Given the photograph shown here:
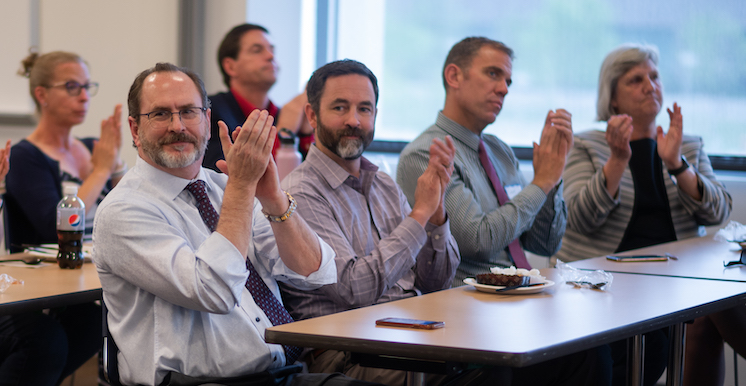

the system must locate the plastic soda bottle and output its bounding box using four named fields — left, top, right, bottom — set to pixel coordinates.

left=276, top=128, right=302, bottom=181
left=56, top=184, right=85, bottom=269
